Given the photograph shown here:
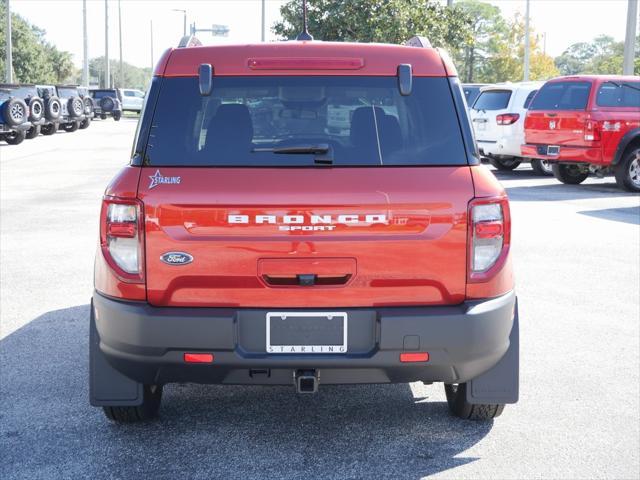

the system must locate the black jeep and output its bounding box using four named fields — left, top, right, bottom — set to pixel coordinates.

left=89, top=88, right=123, bottom=121
left=55, top=85, right=89, bottom=132
left=1, top=84, right=47, bottom=139
left=35, top=85, right=65, bottom=135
